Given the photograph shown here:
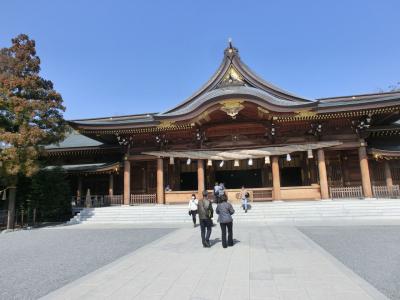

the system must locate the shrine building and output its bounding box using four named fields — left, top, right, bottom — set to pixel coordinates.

left=45, top=42, right=400, bottom=206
